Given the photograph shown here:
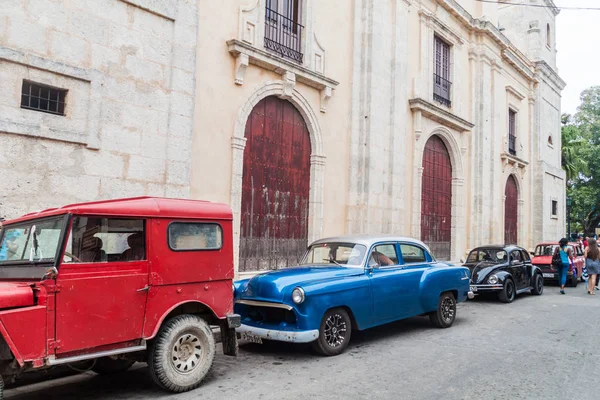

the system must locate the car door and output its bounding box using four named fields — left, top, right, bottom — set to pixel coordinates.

left=54, top=216, right=149, bottom=355
left=508, top=249, right=526, bottom=289
left=520, top=249, right=533, bottom=288
left=368, top=242, right=425, bottom=323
